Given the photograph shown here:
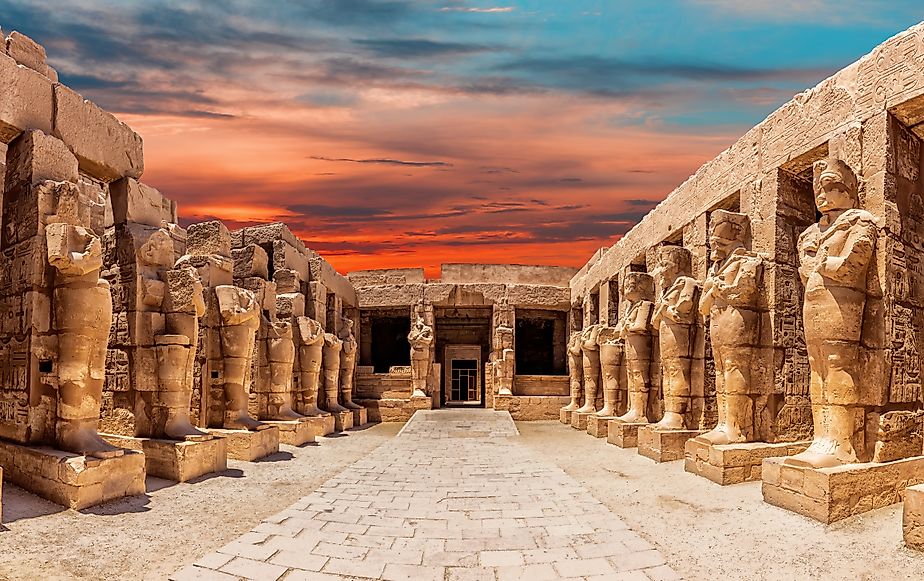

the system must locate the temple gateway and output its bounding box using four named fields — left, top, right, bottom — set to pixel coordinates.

left=1, top=19, right=924, bottom=558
